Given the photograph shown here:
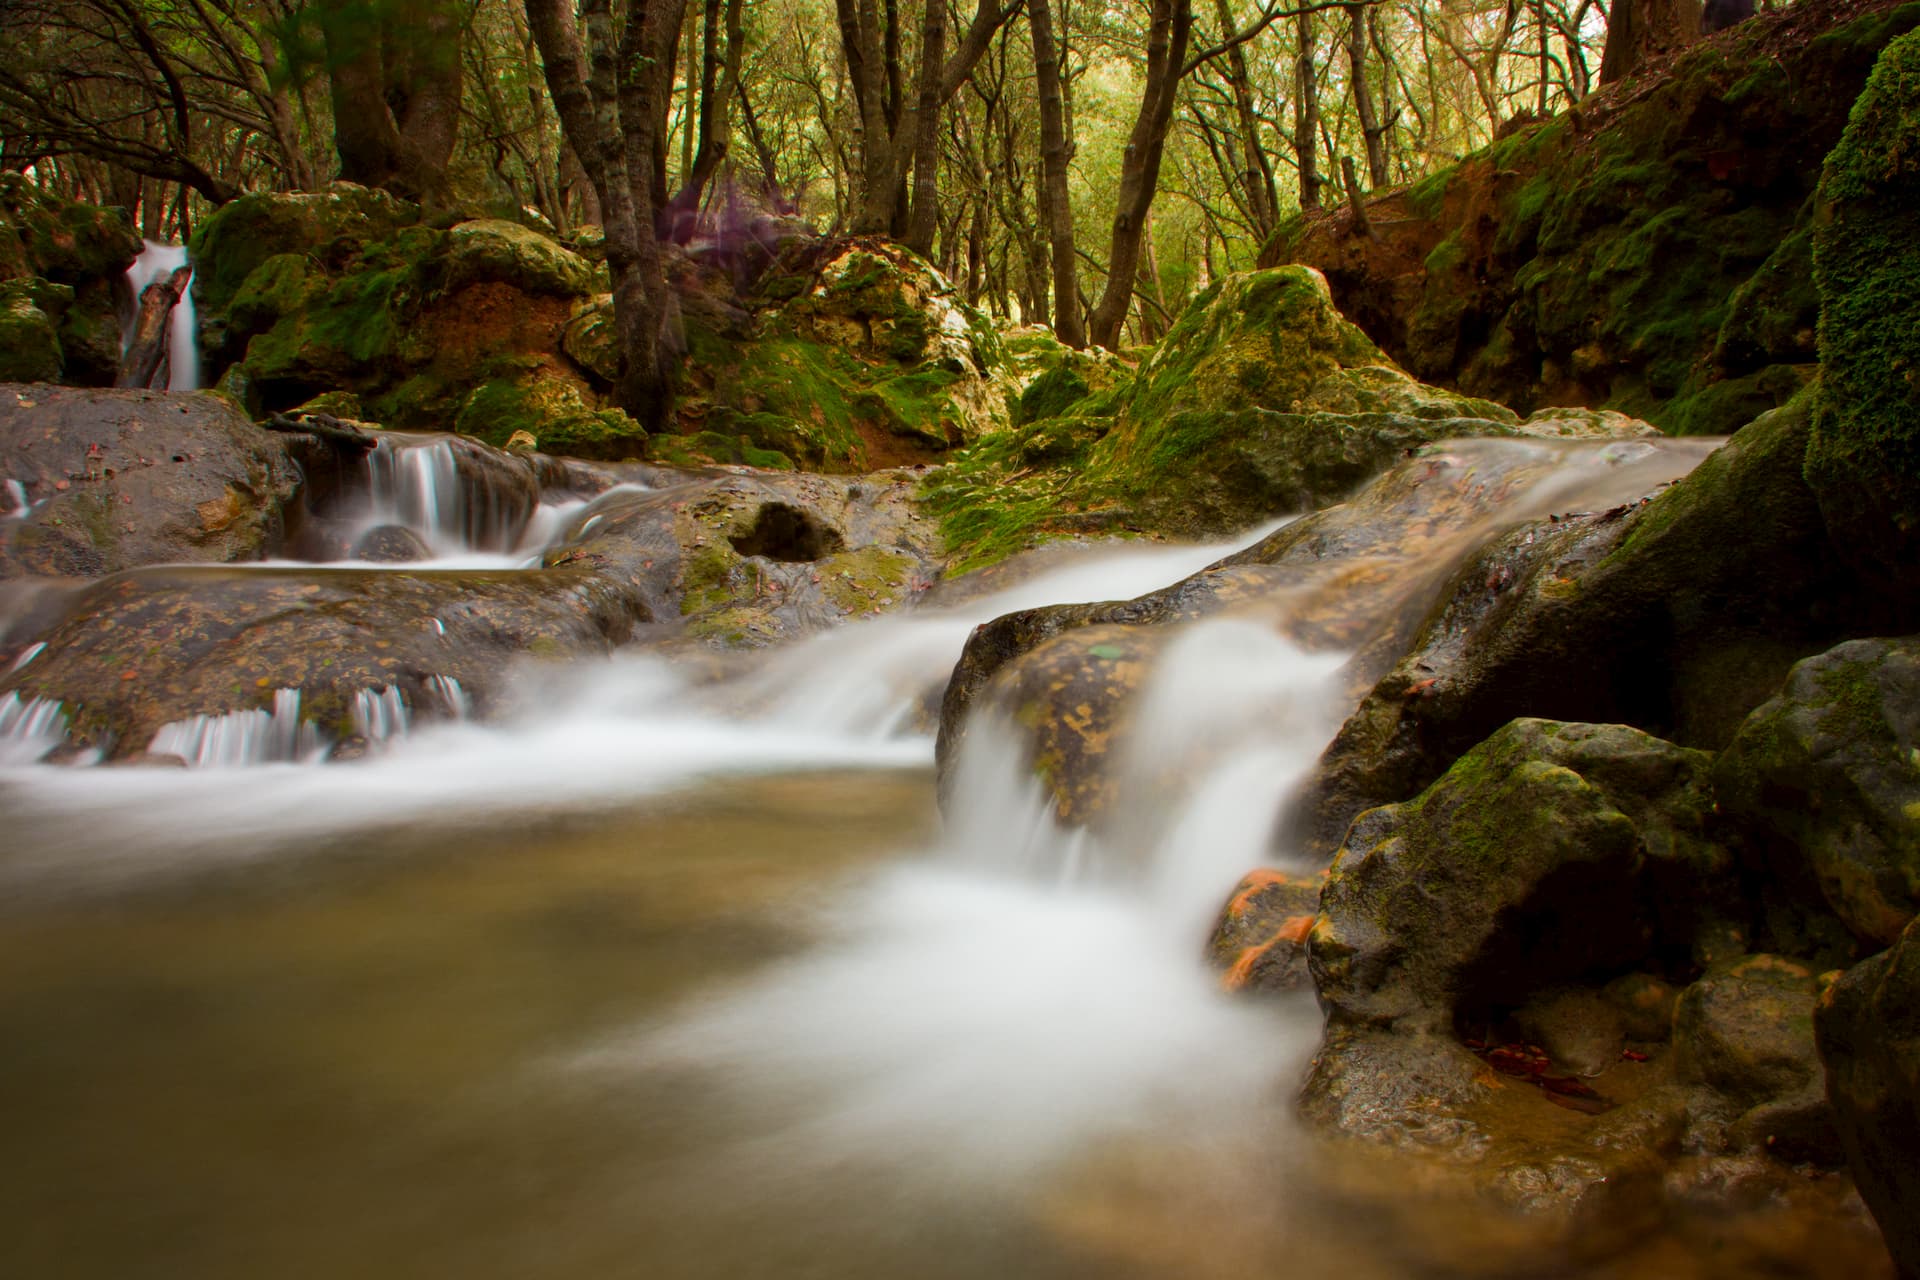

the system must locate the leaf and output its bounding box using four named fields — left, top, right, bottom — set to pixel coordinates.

left=1087, top=643, right=1125, bottom=659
